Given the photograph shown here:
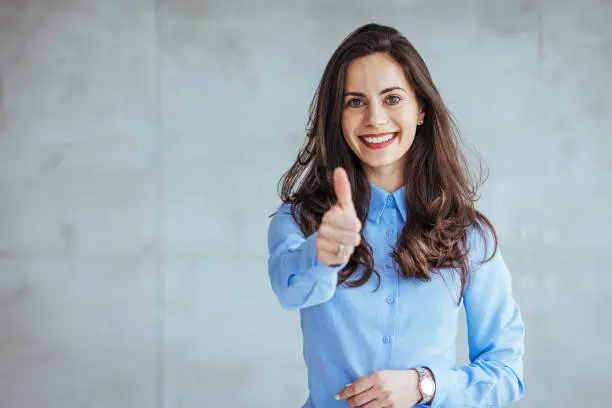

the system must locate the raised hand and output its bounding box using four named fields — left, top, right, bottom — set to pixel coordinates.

left=316, top=168, right=362, bottom=266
